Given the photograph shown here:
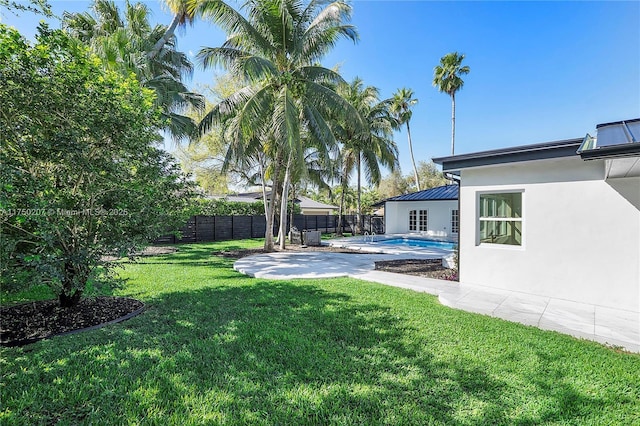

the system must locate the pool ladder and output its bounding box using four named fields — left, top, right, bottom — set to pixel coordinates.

left=363, top=231, right=376, bottom=244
